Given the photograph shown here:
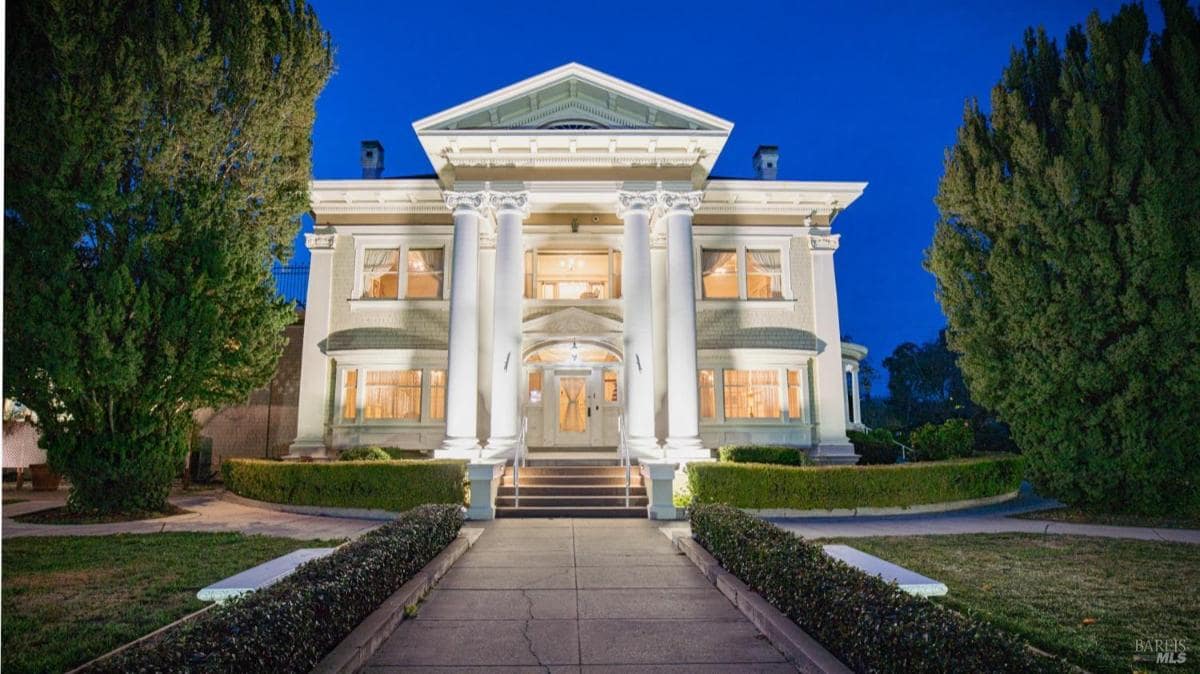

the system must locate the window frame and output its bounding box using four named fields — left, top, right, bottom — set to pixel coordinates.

left=334, top=364, right=448, bottom=426
left=694, top=240, right=793, bottom=302
left=351, top=236, right=451, bottom=303
left=523, top=246, right=623, bottom=301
